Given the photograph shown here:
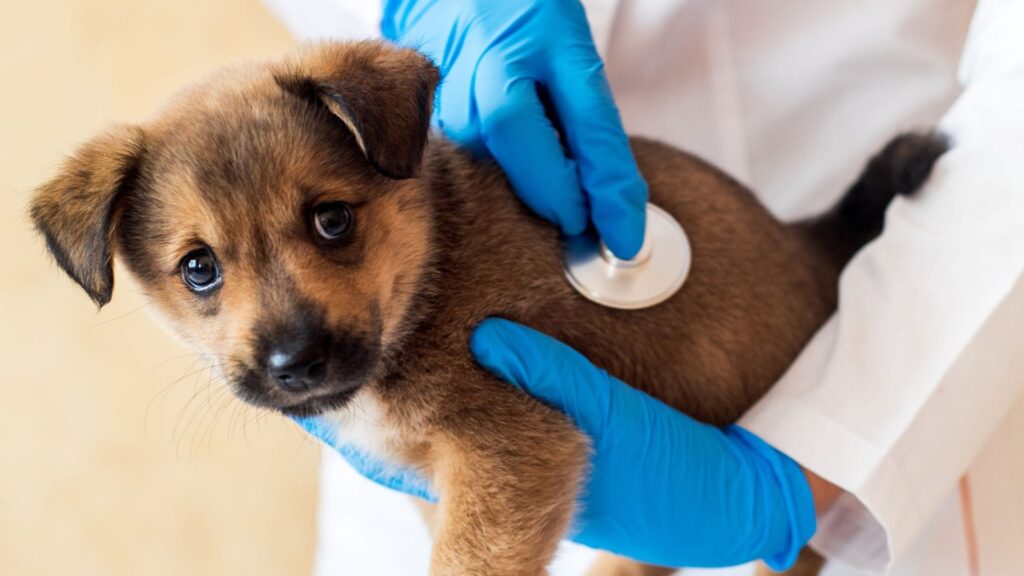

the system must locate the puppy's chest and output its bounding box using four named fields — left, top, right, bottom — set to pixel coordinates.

left=321, top=389, right=408, bottom=465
